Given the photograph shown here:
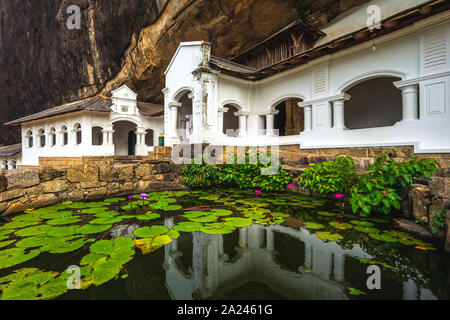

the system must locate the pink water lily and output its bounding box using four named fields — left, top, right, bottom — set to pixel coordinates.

left=334, top=194, right=345, bottom=199
left=255, top=190, right=262, bottom=197
left=128, top=195, right=133, bottom=200
left=288, top=184, right=295, bottom=189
